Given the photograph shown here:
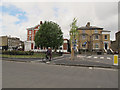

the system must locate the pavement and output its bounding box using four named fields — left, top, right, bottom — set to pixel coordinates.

left=50, top=54, right=119, bottom=69
left=2, top=54, right=119, bottom=69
